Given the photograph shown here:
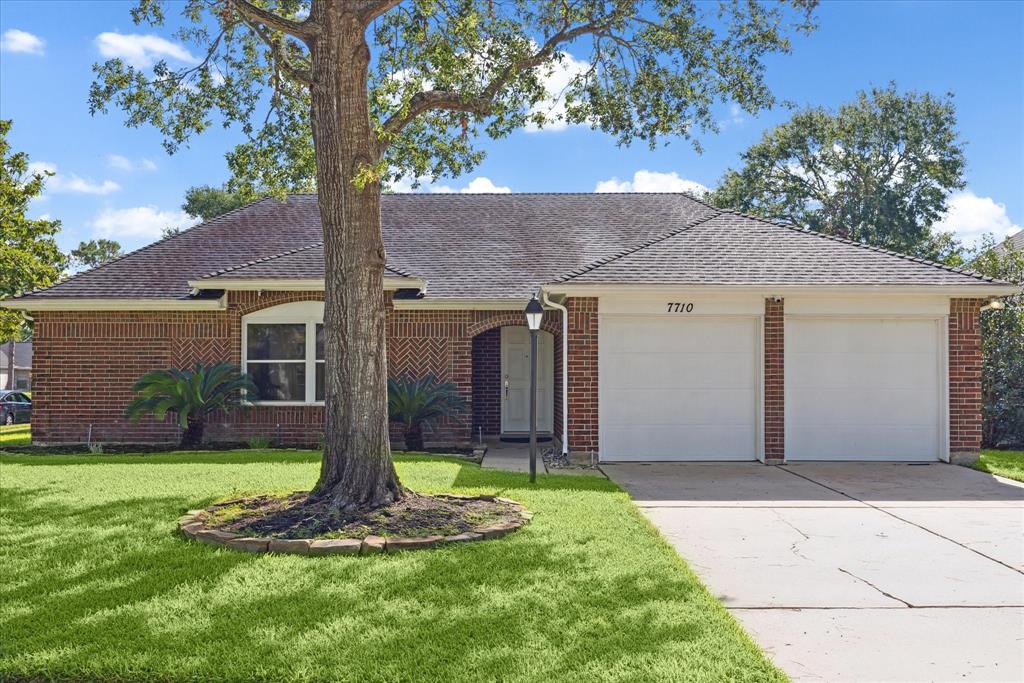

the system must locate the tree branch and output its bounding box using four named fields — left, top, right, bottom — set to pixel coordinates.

left=228, top=0, right=319, bottom=42
left=359, top=0, right=404, bottom=25
left=378, top=16, right=616, bottom=144
left=243, top=17, right=312, bottom=85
